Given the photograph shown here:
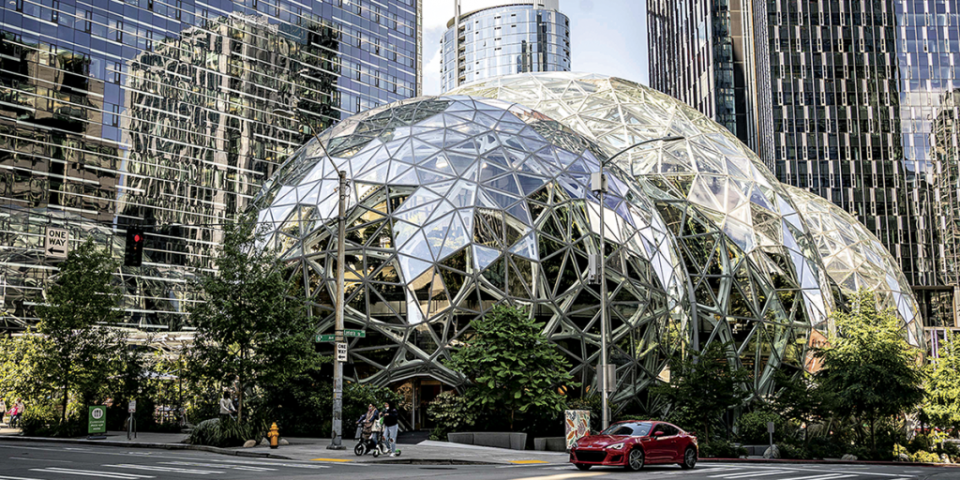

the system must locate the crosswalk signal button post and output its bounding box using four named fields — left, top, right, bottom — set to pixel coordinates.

left=125, top=228, right=145, bottom=267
